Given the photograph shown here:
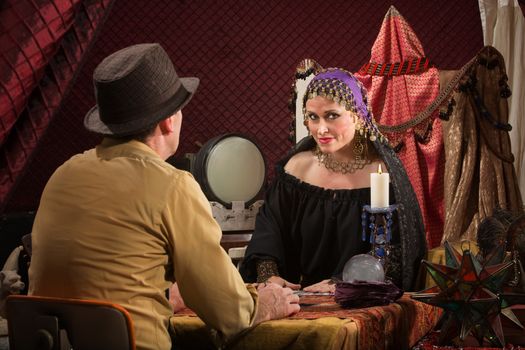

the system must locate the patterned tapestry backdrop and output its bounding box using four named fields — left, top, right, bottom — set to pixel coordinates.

left=3, top=0, right=483, bottom=213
